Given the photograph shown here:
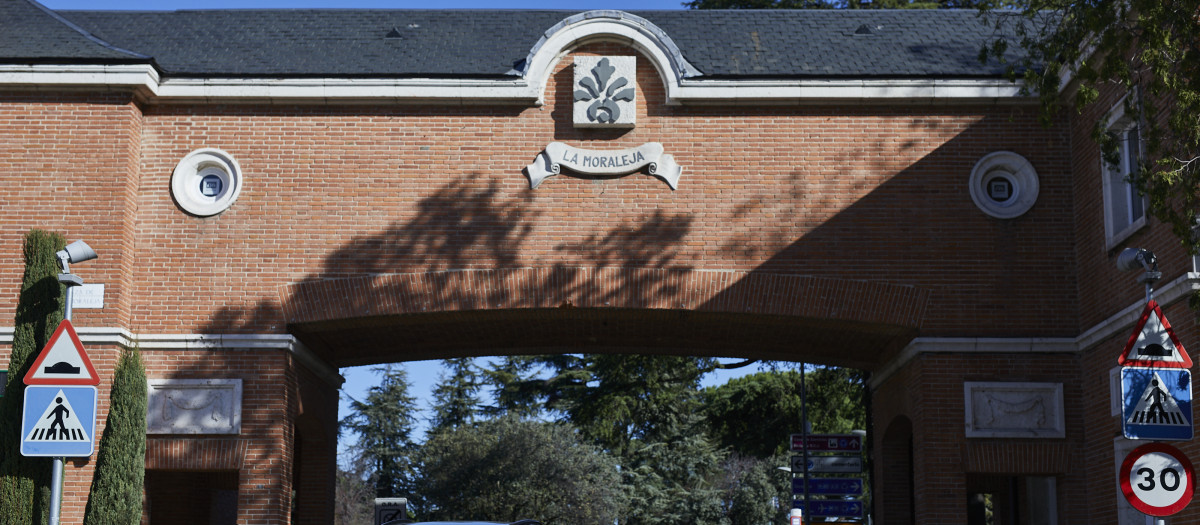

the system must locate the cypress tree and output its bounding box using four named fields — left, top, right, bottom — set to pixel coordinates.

left=84, top=347, right=147, bottom=525
left=0, top=229, right=66, bottom=525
